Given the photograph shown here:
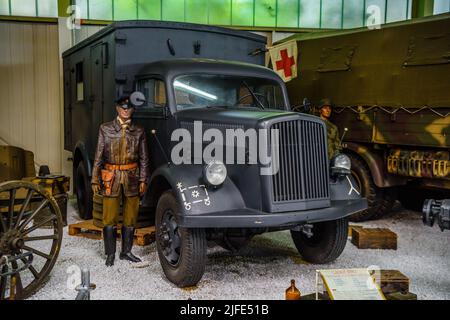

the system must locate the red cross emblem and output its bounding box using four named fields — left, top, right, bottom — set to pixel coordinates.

left=275, top=49, right=295, bottom=78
